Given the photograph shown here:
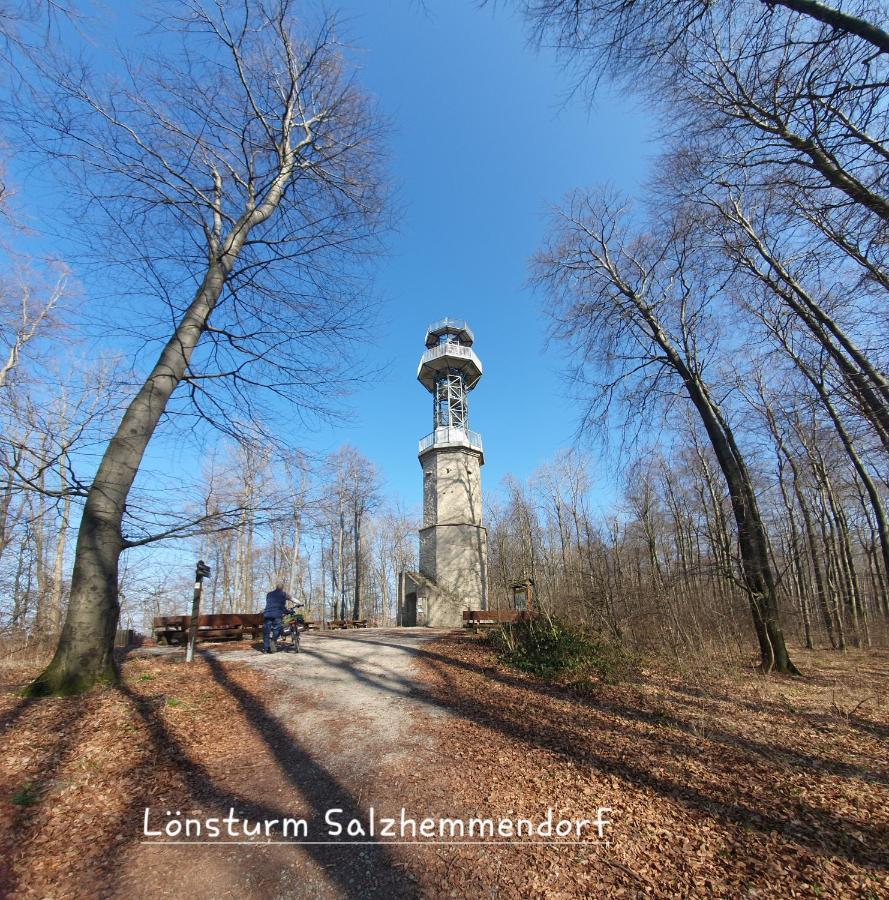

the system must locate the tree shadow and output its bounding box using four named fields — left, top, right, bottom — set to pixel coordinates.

left=301, top=632, right=889, bottom=871
left=360, top=635, right=889, bottom=785
left=664, top=681, right=889, bottom=742
left=0, top=701, right=91, bottom=895
left=3, top=649, right=419, bottom=898
left=0, top=694, right=39, bottom=732
left=416, top=652, right=889, bottom=871
left=106, top=657, right=420, bottom=900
